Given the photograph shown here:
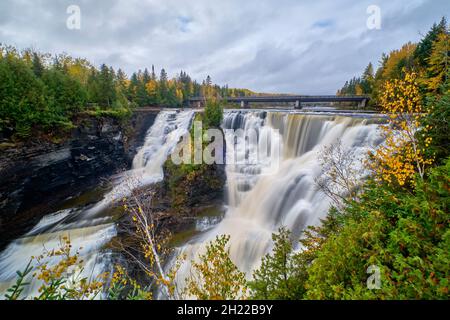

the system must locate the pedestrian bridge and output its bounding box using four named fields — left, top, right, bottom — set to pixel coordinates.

left=188, top=95, right=370, bottom=109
